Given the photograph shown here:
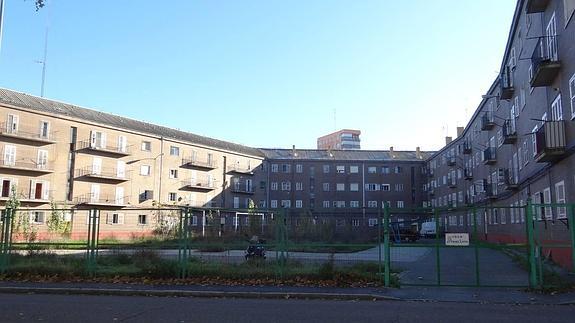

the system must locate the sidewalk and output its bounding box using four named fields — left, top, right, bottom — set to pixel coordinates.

left=0, top=281, right=574, bottom=305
